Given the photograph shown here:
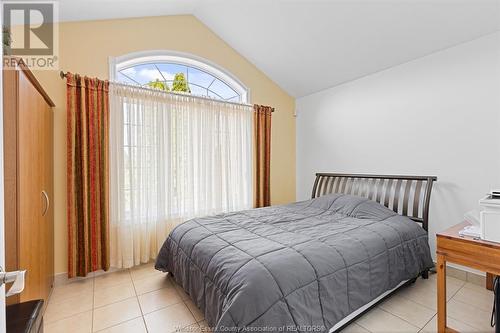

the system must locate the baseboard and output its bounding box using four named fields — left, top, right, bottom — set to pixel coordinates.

left=53, top=267, right=123, bottom=286
left=54, top=272, right=88, bottom=286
